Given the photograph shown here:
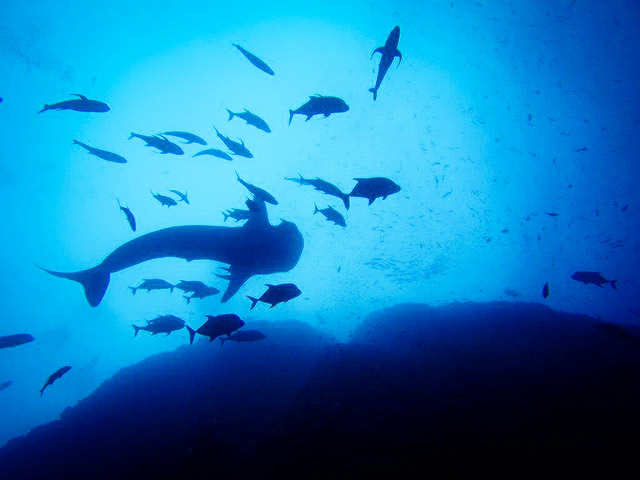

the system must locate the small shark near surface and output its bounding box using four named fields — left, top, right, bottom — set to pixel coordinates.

left=39, top=198, right=303, bottom=305
left=369, top=26, right=402, bottom=101
left=39, top=94, right=110, bottom=113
